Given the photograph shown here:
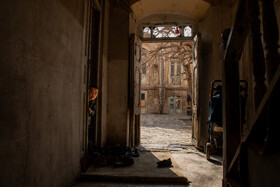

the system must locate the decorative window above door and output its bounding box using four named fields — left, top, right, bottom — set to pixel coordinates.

left=142, top=24, right=192, bottom=40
